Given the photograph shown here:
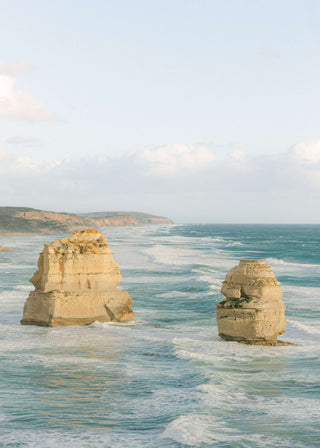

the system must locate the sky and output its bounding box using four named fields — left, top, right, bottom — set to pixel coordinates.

left=0, top=0, right=320, bottom=223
